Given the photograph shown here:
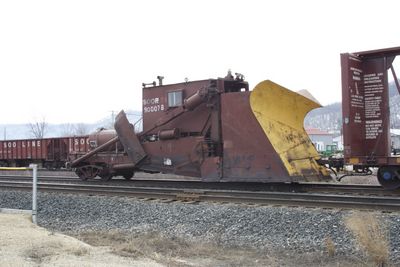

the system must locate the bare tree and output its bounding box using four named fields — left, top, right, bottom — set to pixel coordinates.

left=74, top=123, right=90, bottom=135
left=28, top=117, right=48, bottom=138
left=59, top=123, right=91, bottom=137
left=60, top=123, right=76, bottom=136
